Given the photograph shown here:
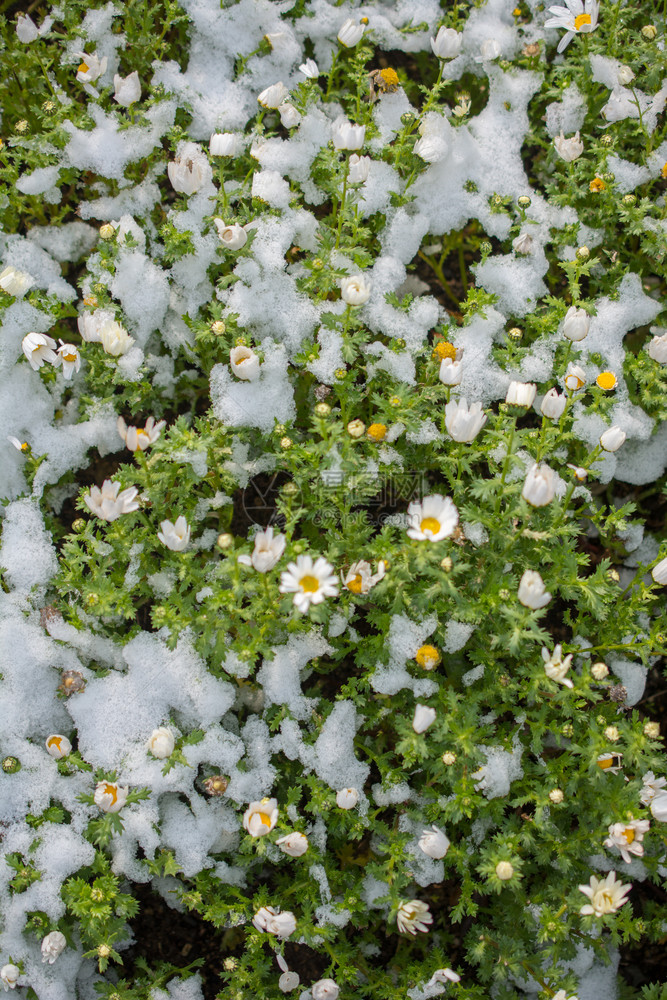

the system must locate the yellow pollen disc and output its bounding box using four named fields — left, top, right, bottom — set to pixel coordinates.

left=367, top=423, right=387, bottom=442
left=103, top=783, right=118, bottom=804
left=513, top=6, right=521, bottom=14
left=416, top=645, right=441, bottom=669
left=78, top=62, right=89, bottom=73
left=597, top=757, right=612, bottom=770
left=589, top=177, right=606, bottom=192
left=420, top=517, right=441, bottom=535
left=661, top=163, right=667, bottom=179
left=63, top=351, right=77, bottom=363
left=623, top=827, right=635, bottom=844
left=258, top=811, right=273, bottom=828
left=299, top=574, right=320, bottom=593
left=360, top=16, right=369, bottom=24
left=20, top=442, right=28, bottom=451
left=434, top=340, right=457, bottom=361
left=596, top=371, right=617, bottom=390
left=574, top=12, right=592, bottom=29
left=48, top=737, right=62, bottom=751
left=346, top=574, right=364, bottom=594
left=380, top=68, right=399, bottom=86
